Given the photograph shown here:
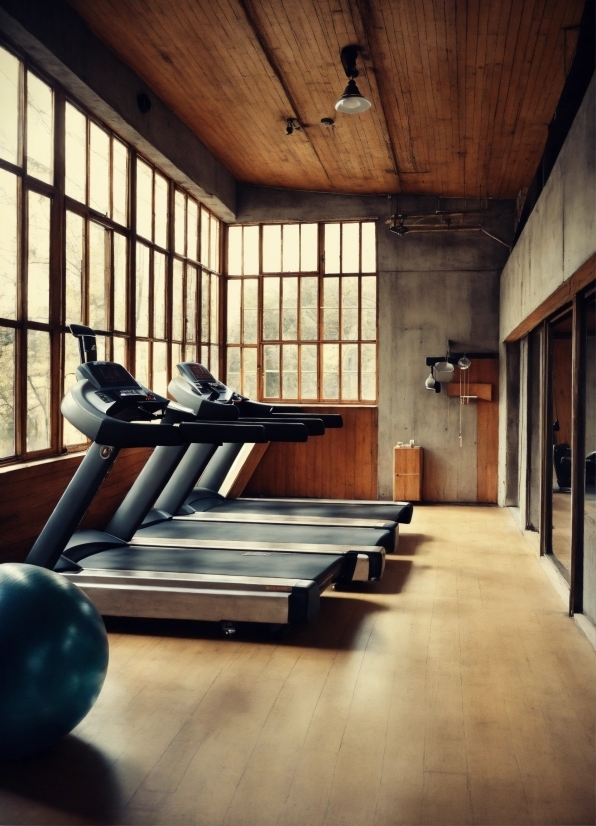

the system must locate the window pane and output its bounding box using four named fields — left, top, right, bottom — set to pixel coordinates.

left=322, top=343, right=339, bottom=399
left=243, top=226, right=259, bottom=276
left=263, top=276, right=280, bottom=340
left=243, top=278, right=258, bottom=344
left=210, top=216, right=219, bottom=272
left=227, top=279, right=241, bottom=344
left=135, top=242, right=150, bottom=337
left=227, top=346, right=241, bottom=391
left=0, top=47, right=20, bottom=165
left=201, top=271, right=210, bottom=342
left=113, top=335, right=126, bottom=369
left=300, top=224, right=318, bottom=272
left=263, top=224, right=281, bottom=273
left=135, top=339, right=149, bottom=387
left=27, top=191, right=50, bottom=323
left=172, top=259, right=183, bottom=340
left=113, top=233, right=127, bottom=332
left=282, top=344, right=298, bottom=398
left=300, top=344, right=317, bottom=399
left=201, top=208, right=210, bottom=266
left=227, top=226, right=242, bottom=276
left=361, top=343, right=376, bottom=400
left=26, top=73, right=53, bottom=184
left=361, top=222, right=376, bottom=272
left=324, top=224, right=340, bottom=274
left=63, top=332, right=84, bottom=446
left=152, top=341, right=168, bottom=397
left=282, top=277, right=298, bottom=340
left=187, top=199, right=198, bottom=261
left=322, top=277, right=339, bottom=340
left=174, top=190, right=185, bottom=255
left=282, top=224, right=299, bottom=272
left=65, top=103, right=86, bottom=203
left=342, top=223, right=360, bottom=273
left=341, top=343, right=358, bottom=400
left=88, top=222, right=108, bottom=330
left=171, top=341, right=182, bottom=377
left=210, top=344, right=219, bottom=378
left=136, top=159, right=152, bottom=241
left=0, top=327, right=15, bottom=457
left=154, top=251, right=166, bottom=339
left=243, top=347, right=257, bottom=399
left=186, top=265, right=197, bottom=342
left=264, top=344, right=280, bottom=397
left=112, top=139, right=128, bottom=226
left=300, top=277, right=318, bottom=340
left=27, top=329, right=51, bottom=451
left=361, top=275, right=376, bottom=340
left=89, top=123, right=110, bottom=216
left=210, top=274, right=219, bottom=344
left=154, top=173, right=168, bottom=249
left=65, top=211, right=84, bottom=325
left=342, top=276, right=359, bottom=340
left=0, top=169, right=18, bottom=320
